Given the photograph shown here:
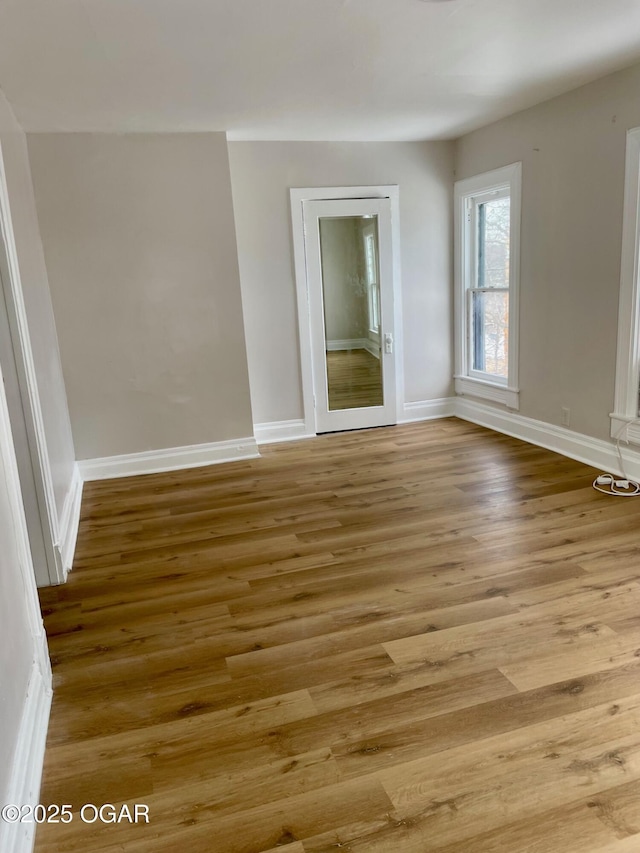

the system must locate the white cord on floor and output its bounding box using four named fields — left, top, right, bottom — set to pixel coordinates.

left=592, top=417, right=640, bottom=496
